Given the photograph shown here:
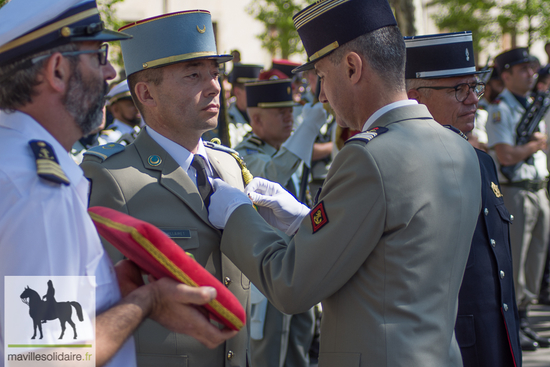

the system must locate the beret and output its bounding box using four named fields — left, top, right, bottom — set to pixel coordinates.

left=88, top=206, right=245, bottom=331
